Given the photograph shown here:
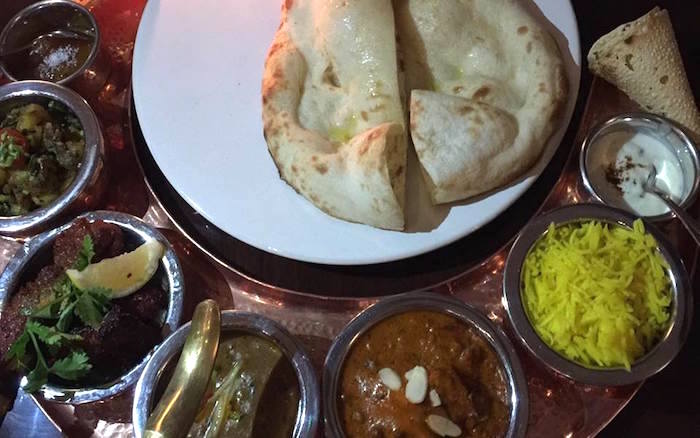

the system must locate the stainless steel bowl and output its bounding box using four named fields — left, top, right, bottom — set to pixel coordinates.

left=0, top=210, right=184, bottom=403
left=503, top=203, right=693, bottom=386
left=132, top=310, right=320, bottom=438
left=580, top=113, right=700, bottom=221
left=0, top=0, right=100, bottom=85
left=323, top=291, right=529, bottom=438
left=0, top=80, right=105, bottom=236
